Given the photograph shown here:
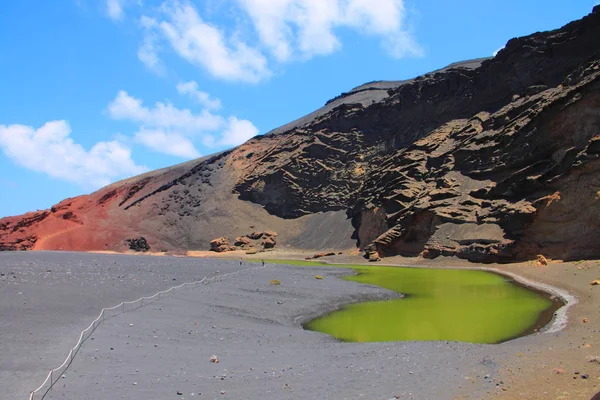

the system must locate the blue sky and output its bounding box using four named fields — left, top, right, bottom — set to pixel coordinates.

left=0, top=0, right=596, bottom=218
